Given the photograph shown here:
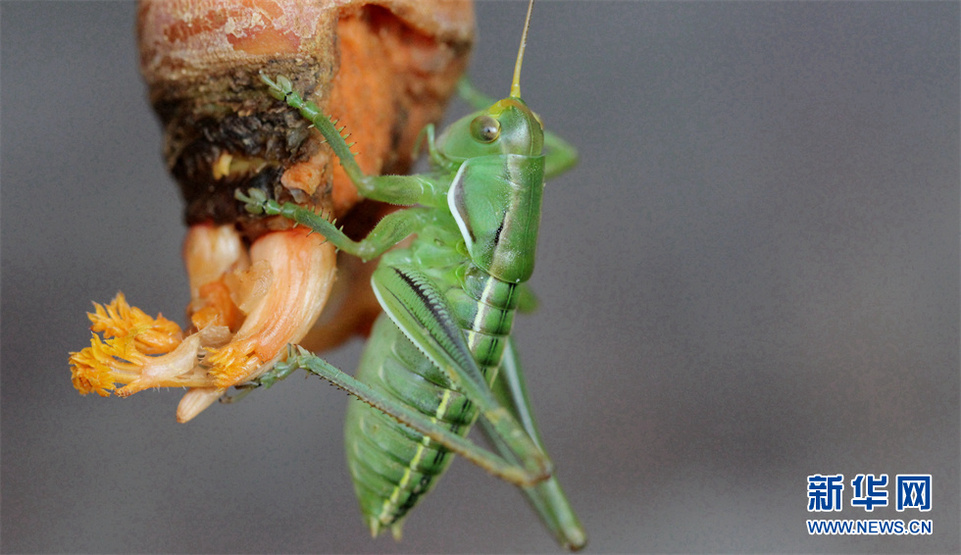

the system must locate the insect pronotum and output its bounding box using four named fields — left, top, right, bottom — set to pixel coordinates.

left=238, top=0, right=585, bottom=549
